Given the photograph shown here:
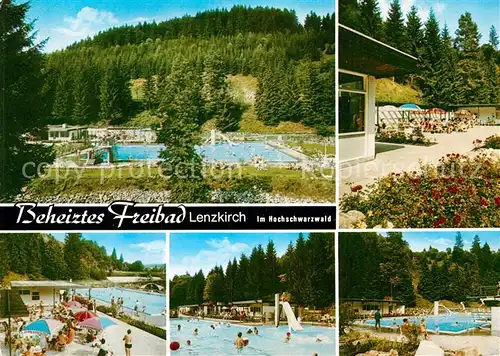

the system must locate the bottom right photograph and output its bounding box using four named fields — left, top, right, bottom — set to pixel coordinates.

left=339, top=231, right=500, bottom=356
